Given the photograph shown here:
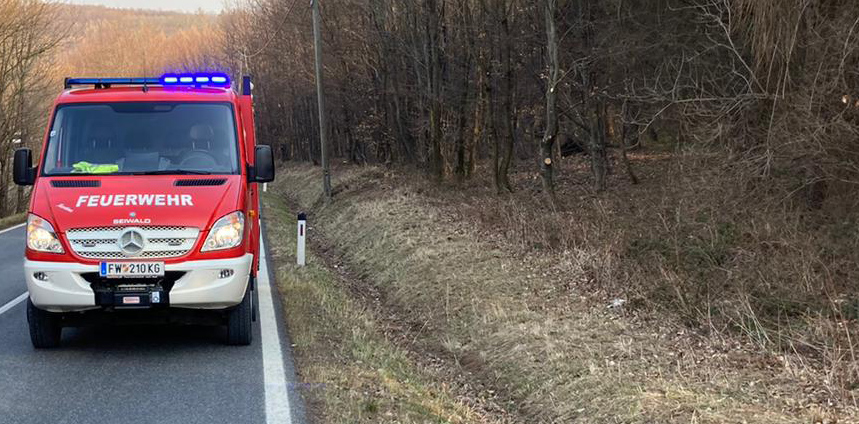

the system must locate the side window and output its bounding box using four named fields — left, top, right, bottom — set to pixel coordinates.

left=42, top=110, right=65, bottom=174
